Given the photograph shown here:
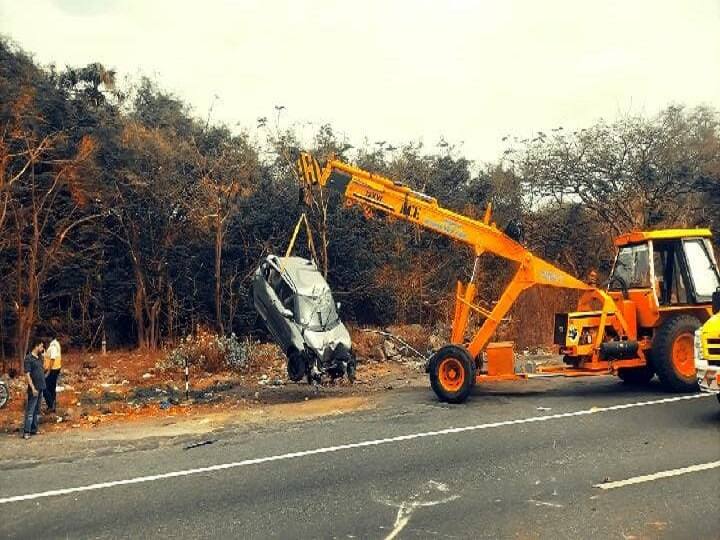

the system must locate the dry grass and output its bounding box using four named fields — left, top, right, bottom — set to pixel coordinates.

left=349, top=326, right=385, bottom=362
left=349, top=288, right=579, bottom=354
left=502, top=287, right=579, bottom=350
